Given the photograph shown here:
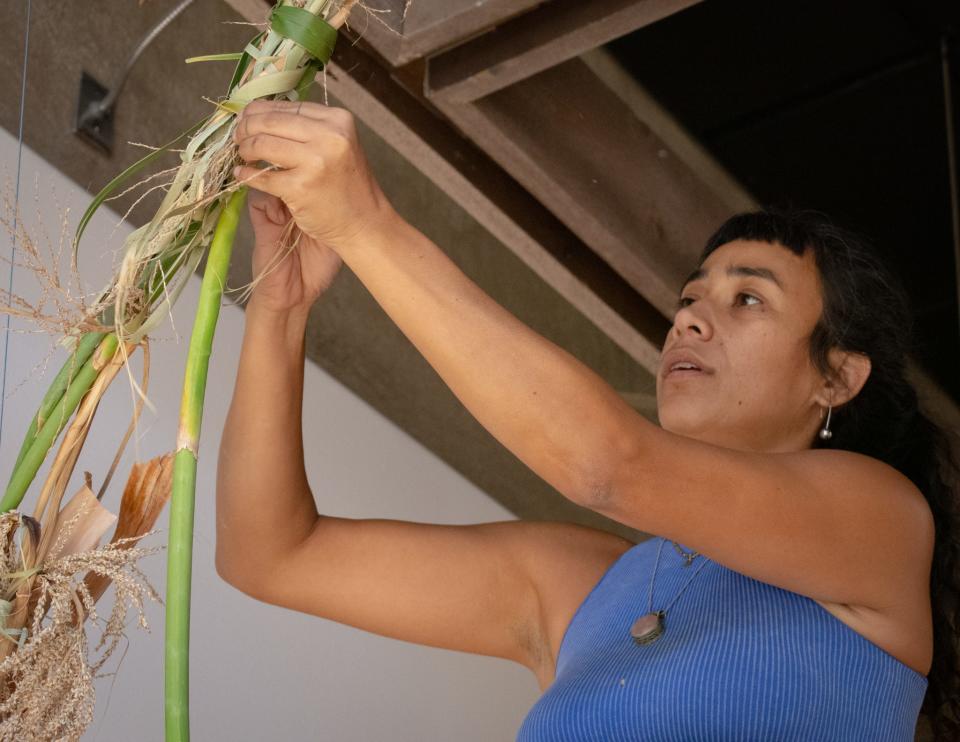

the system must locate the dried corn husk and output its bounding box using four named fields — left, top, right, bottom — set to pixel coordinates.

left=85, top=453, right=173, bottom=605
